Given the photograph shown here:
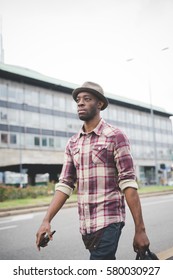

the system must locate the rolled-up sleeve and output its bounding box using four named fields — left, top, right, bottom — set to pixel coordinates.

left=55, top=141, right=76, bottom=197
left=119, top=179, right=138, bottom=191
left=114, top=130, right=137, bottom=189
left=55, top=182, right=73, bottom=197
